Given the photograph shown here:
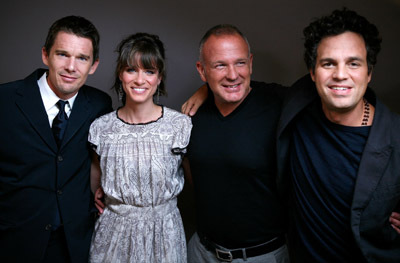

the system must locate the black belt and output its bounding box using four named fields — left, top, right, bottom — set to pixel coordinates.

left=198, top=232, right=286, bottom=262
